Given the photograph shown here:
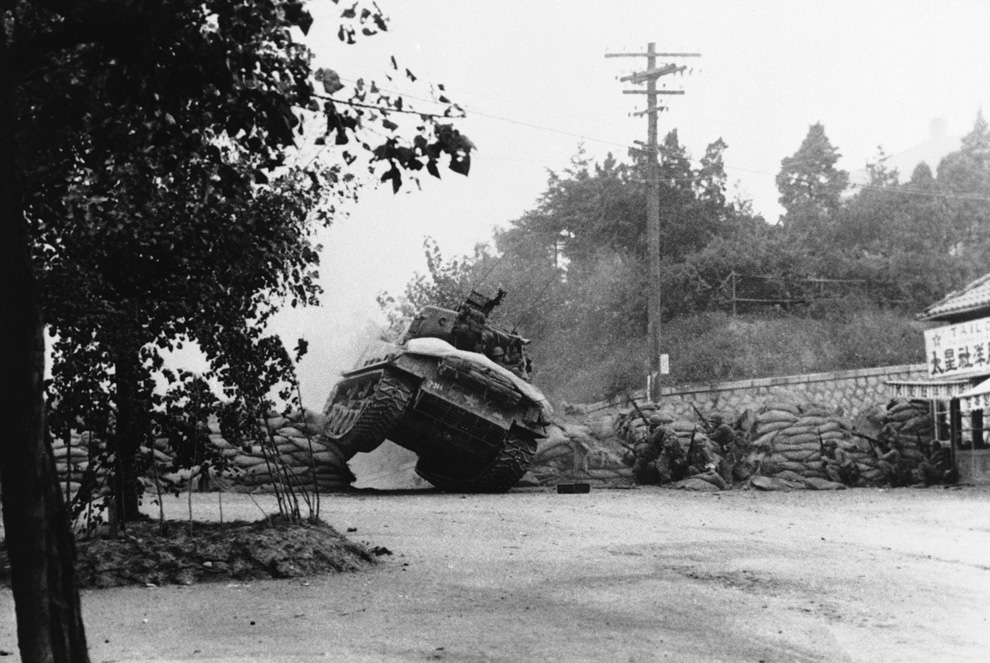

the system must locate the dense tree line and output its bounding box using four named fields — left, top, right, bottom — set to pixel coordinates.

left=386, top=113, right=990, bottom=401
